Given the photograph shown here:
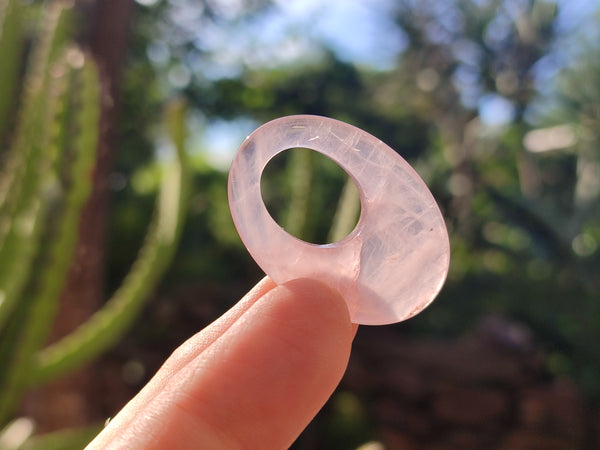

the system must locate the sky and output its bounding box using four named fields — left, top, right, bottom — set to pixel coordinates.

left=136, top=0, right=600, bottom=167
left=139, top=0, right=598, bottom=75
